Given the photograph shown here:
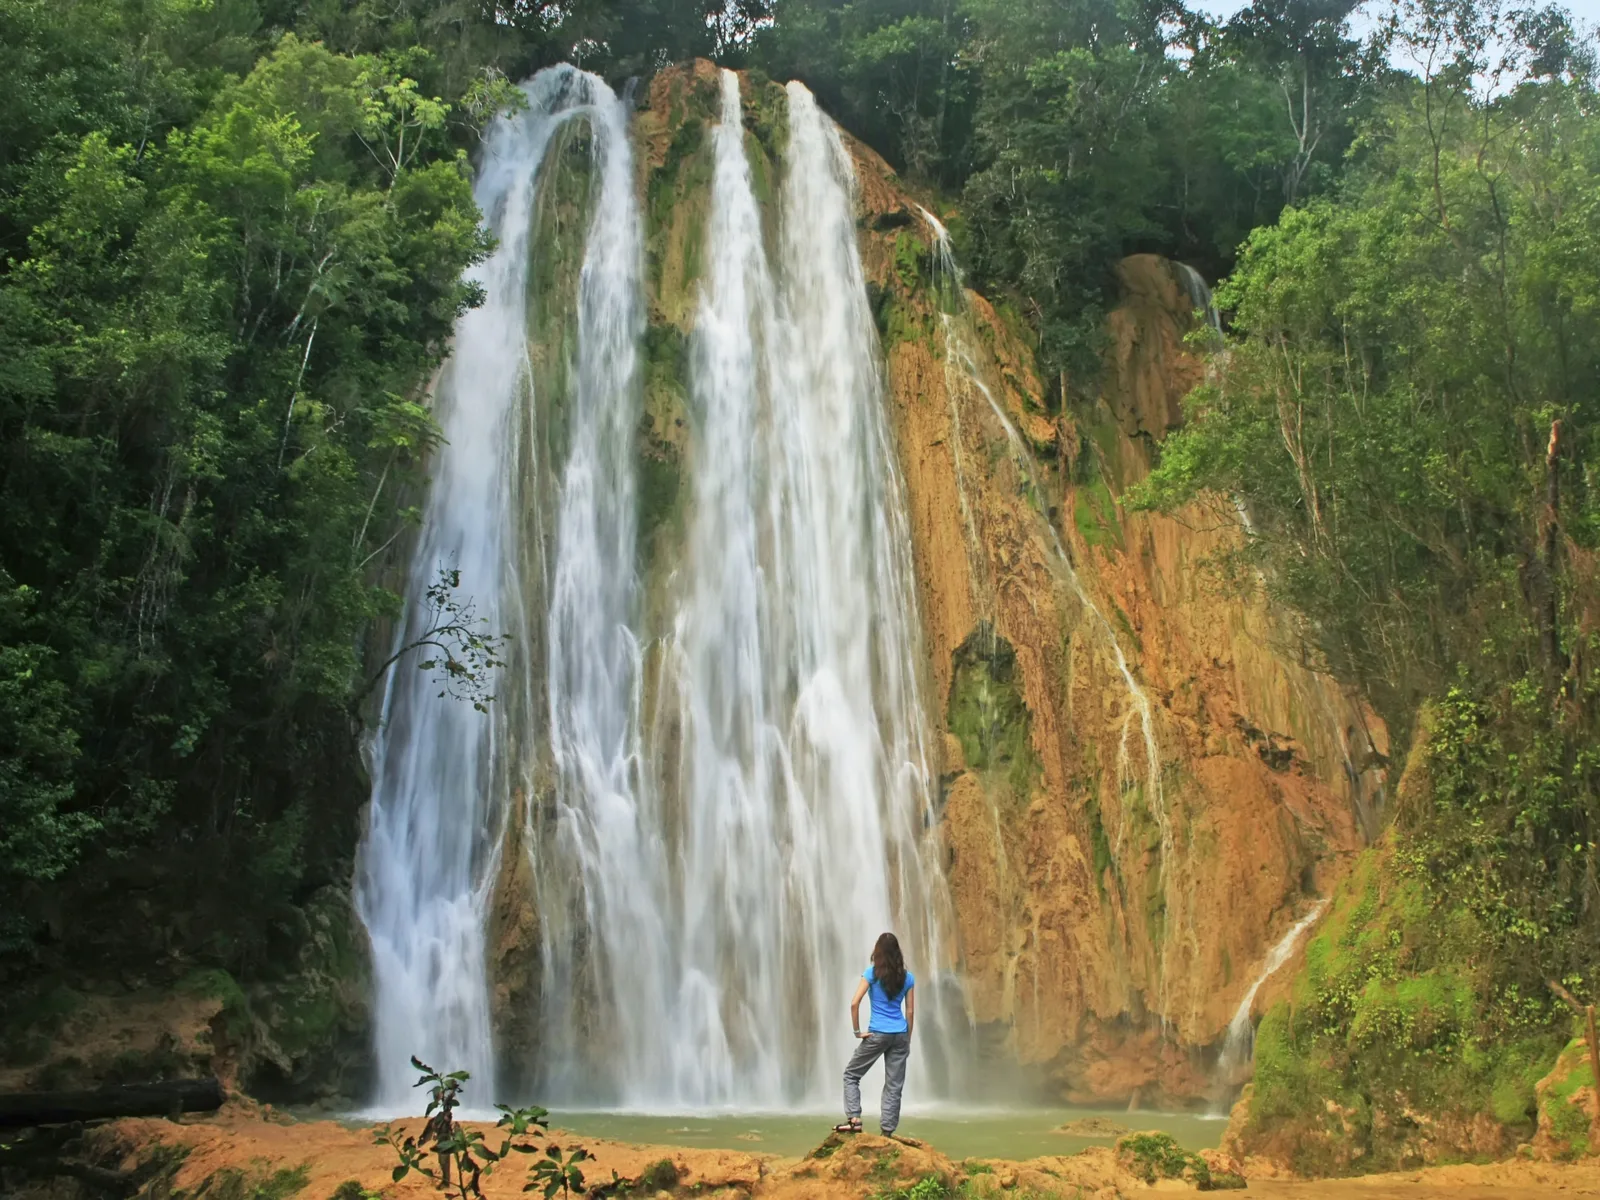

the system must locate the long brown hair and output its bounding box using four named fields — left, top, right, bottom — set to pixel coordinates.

left=871, top=932, right=907, bottom=1000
